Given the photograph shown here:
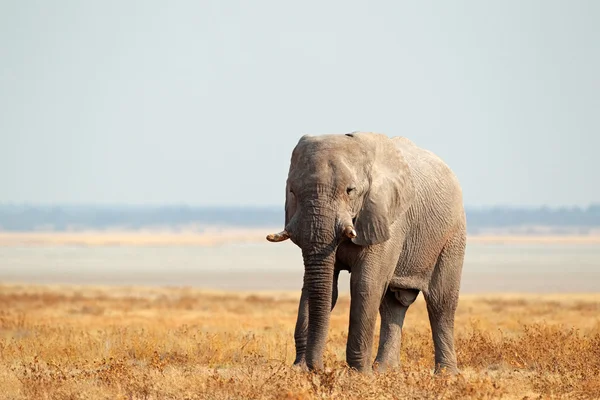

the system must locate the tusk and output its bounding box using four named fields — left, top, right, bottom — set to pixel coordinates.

left=266, top=230, right=290, bottom=242
left=344, top=225, right=357, bottom=239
